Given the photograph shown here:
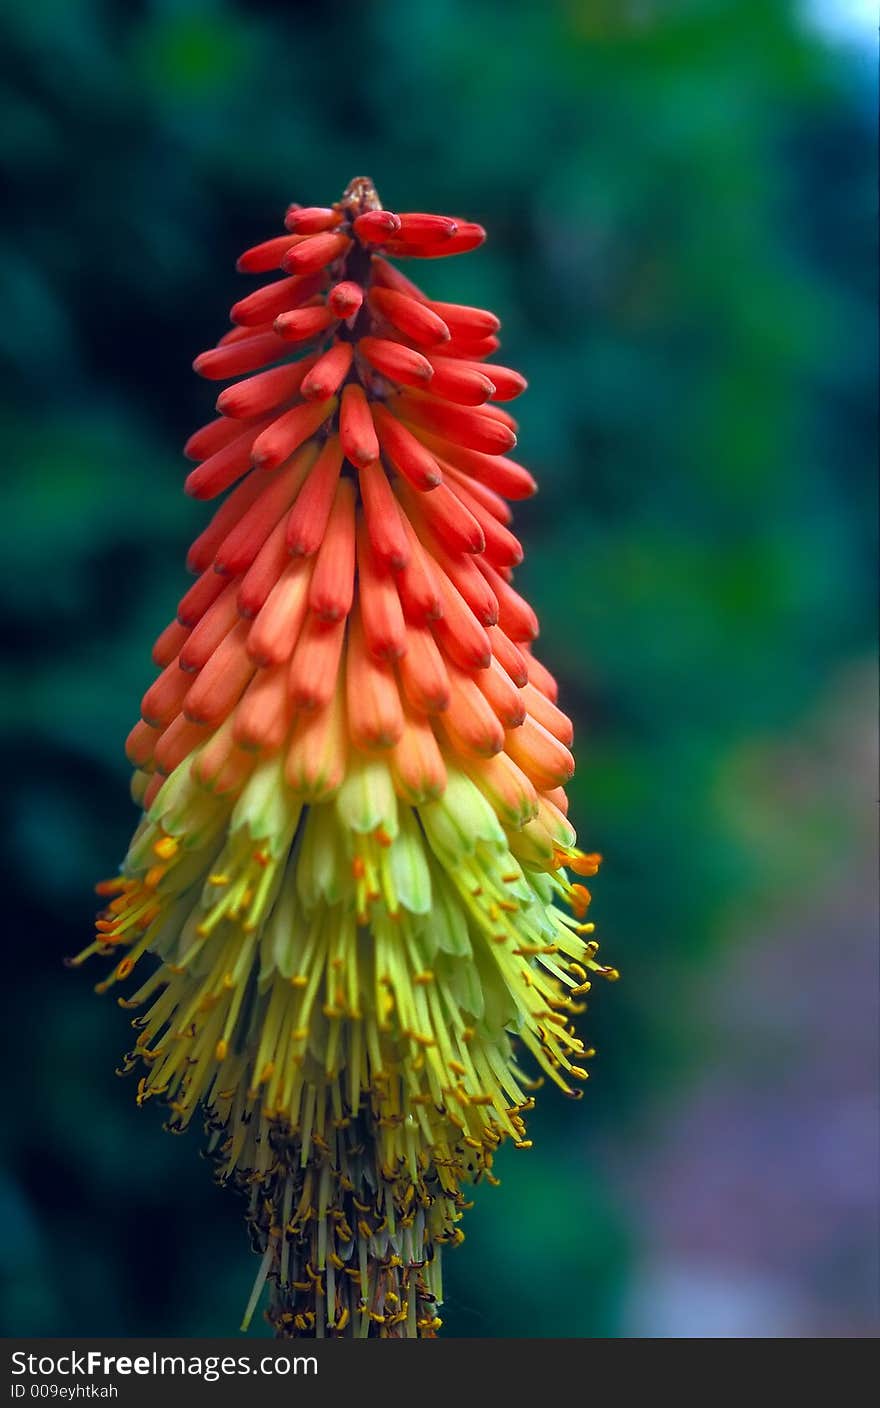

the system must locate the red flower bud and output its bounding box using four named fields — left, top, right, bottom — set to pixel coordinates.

left=281, top=230, right=352, bottom=275
left=368, top=286, right=451, bottom=347
left=328, top=280, right=364, bottom=318
left=352, top=209, right=402, bottom=242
